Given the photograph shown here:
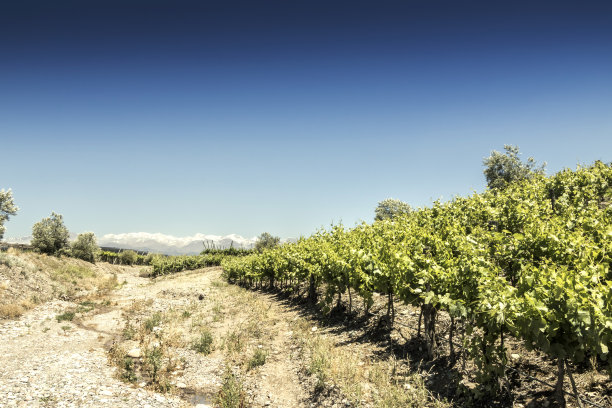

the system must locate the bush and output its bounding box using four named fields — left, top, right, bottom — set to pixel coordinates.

left=119, top=250, right=138, bottom=265
left=193, top=329, right=214, bottom=355
left=71, top=232, right=99, bottom=263
left=247, top=348, right=267, bottom=370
